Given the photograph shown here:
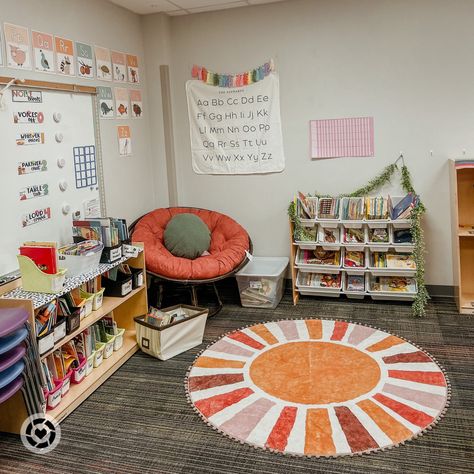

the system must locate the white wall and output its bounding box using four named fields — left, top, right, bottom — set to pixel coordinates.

left=163, top=0, right=474, bottom=286
left=0, top=0, right=169, bottom=226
